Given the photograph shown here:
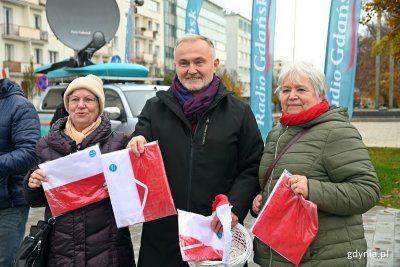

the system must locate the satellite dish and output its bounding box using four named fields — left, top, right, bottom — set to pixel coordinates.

left=46, top=0, right=120, bottom=51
